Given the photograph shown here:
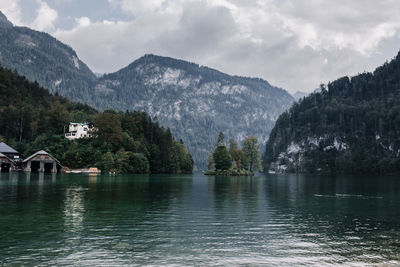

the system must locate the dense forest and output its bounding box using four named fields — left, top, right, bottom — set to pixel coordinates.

left=263, top=51, right=400, bottom=174
left=0, top=66, right=193, bottom=174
